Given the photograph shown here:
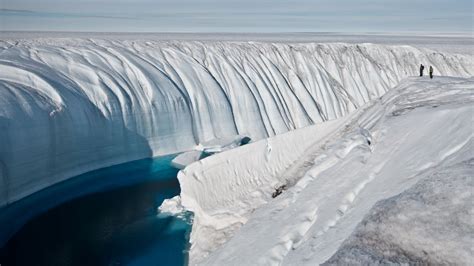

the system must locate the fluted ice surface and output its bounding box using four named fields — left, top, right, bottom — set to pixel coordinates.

left=0, top=39, right=472, bottom=206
